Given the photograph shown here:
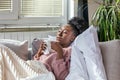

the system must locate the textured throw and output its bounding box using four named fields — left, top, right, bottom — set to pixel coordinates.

left=0, top=44, right=55, bottom=80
